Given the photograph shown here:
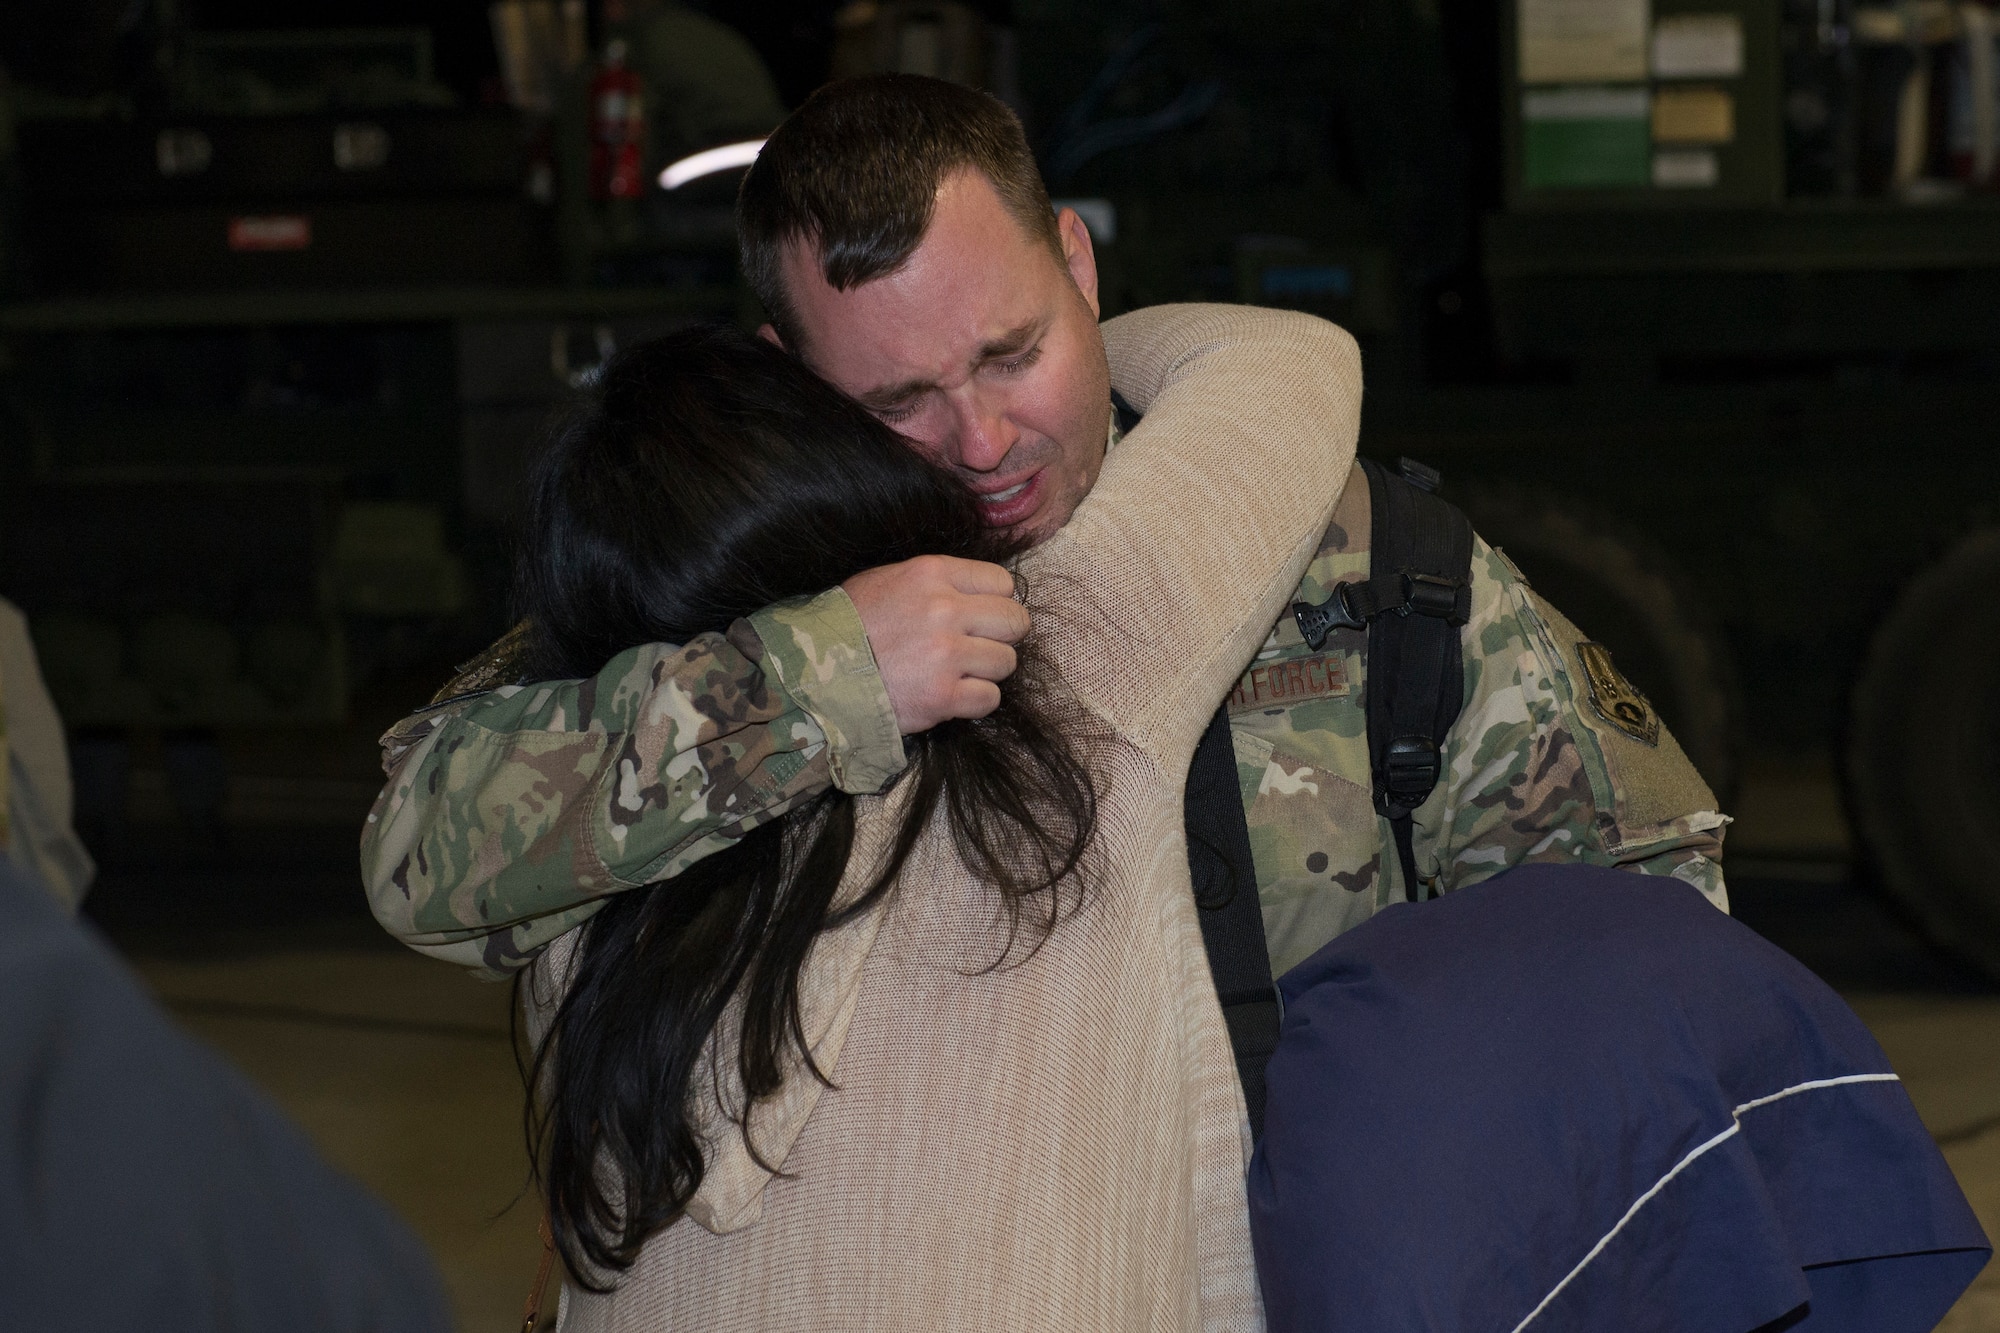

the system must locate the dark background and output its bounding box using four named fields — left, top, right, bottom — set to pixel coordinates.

left=0, top=0, right=1993, bottom=992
